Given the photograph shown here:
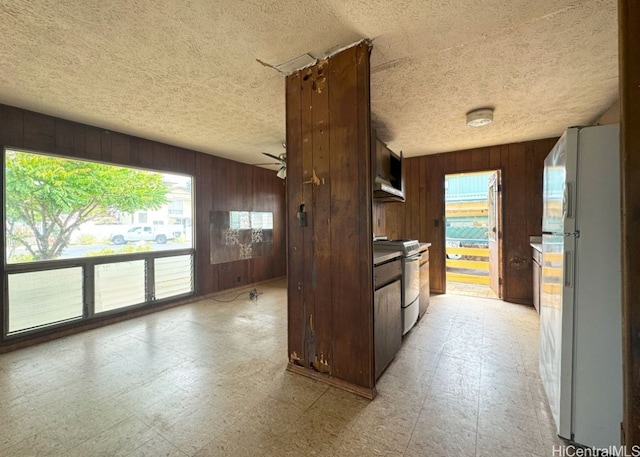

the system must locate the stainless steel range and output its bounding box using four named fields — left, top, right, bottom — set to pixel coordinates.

left=374, top=239, right=421, bottom=335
